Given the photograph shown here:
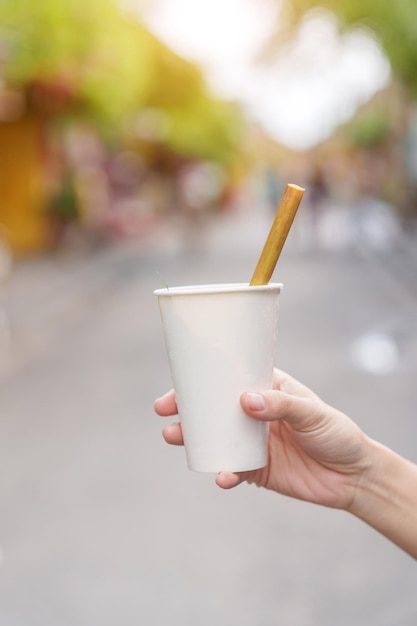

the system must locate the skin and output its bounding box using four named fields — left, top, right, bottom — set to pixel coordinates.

left=154, top=369, right=417, bottom=559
